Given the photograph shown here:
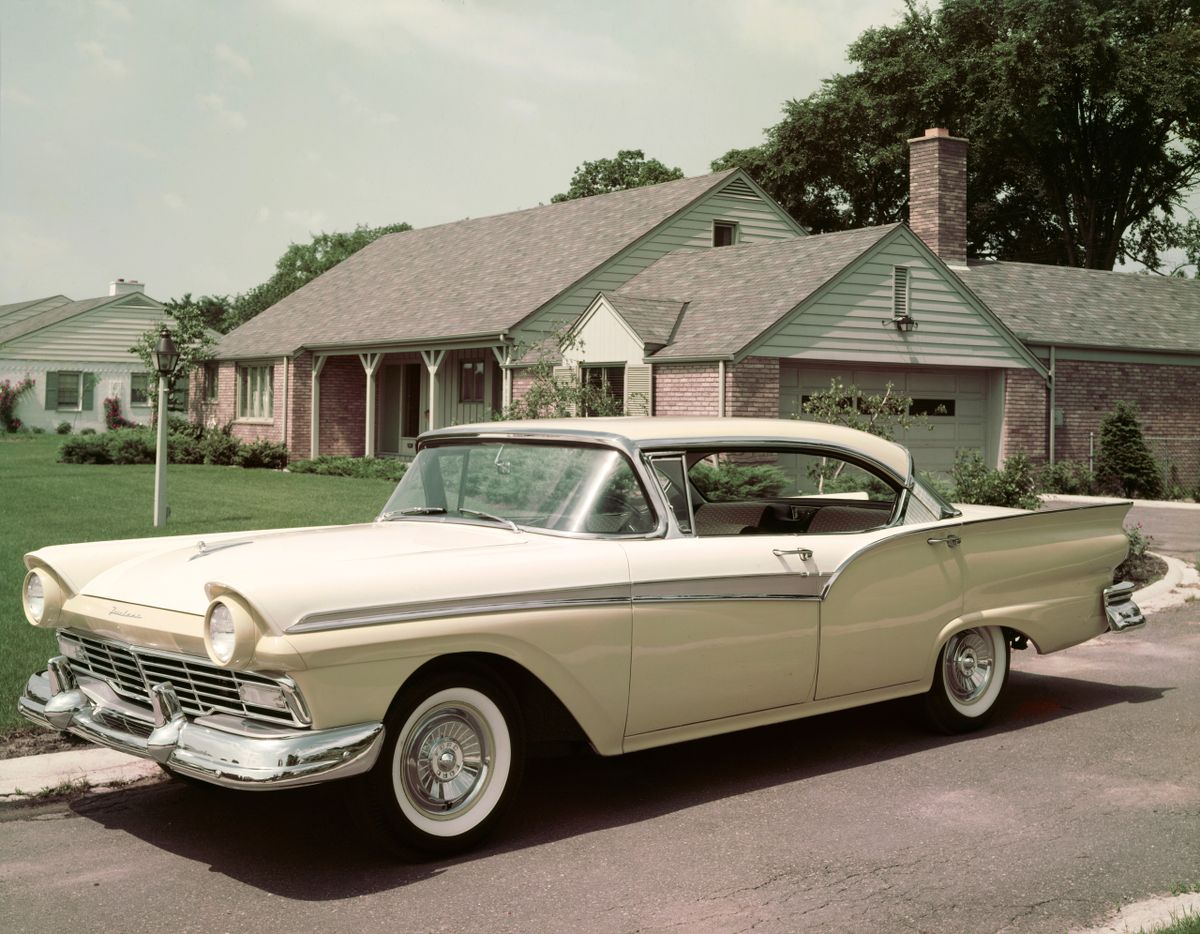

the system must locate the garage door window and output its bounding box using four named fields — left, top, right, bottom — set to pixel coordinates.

left=910, top=399, right=955, bottom=416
